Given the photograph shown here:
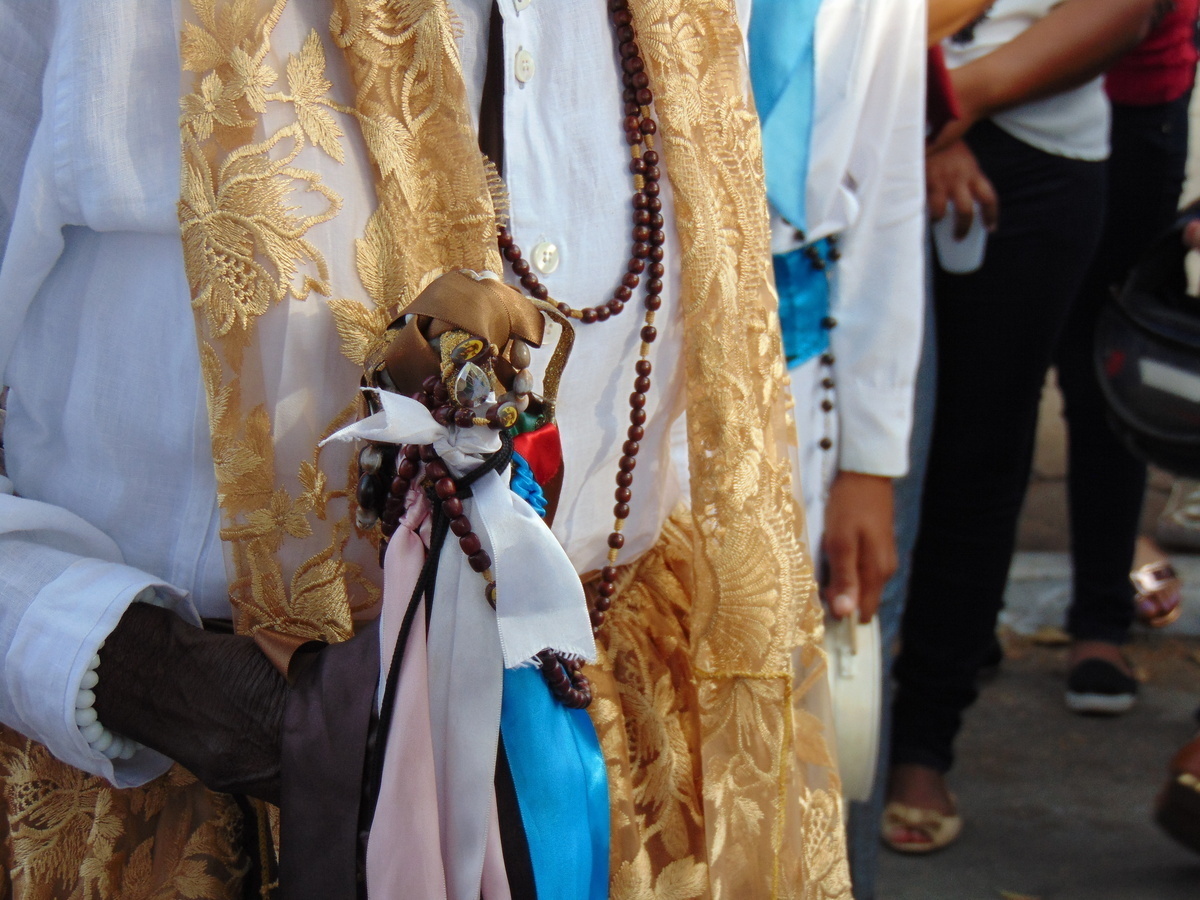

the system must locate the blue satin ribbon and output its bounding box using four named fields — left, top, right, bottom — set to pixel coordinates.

left=774, top=240, right=835, bottom=368
left=499, top=453, right=609, bottom=900
left=500, top=670, right=610, bottom=900
left=749, top=0, right=824, bottom=232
